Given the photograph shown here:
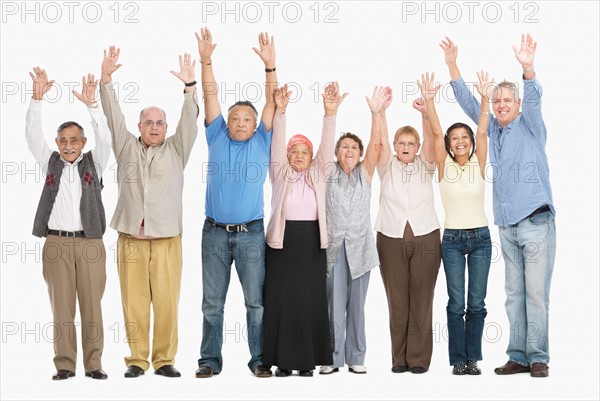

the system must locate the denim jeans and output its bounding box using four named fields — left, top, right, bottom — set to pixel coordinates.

left=499, top=210, right=556, bottom=365
left=442, top=226, right=492, bottom=366
left=198, top=218, right=266, bottom=373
